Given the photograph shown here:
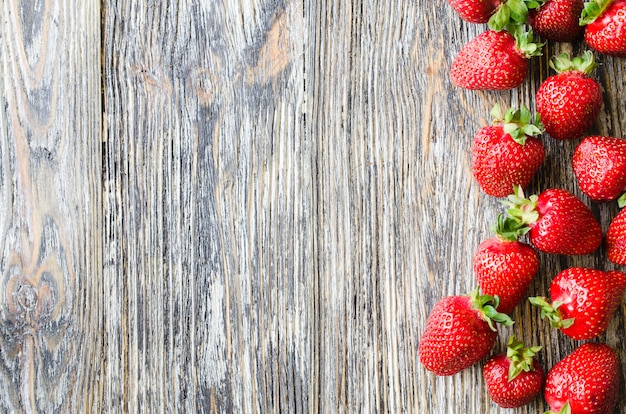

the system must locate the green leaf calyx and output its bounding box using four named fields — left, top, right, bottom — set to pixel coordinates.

left=490, top=213, right=531, bottom=241
left=491, top=104, right=544, bottom=144
left=488, top=0, right=545, bottom=31
left=505, top=336, right=542, bottom=381
left=500, top=185, right=540, bottom=227
left=469, top=288, right=515, bottom=331
left=509, top=24, right=544, bottom=58
left=580, top=0, right=612, bottom=25
left=549, top=51, right=598, bottom=75
left=528, top=297, right=575, bottom=329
